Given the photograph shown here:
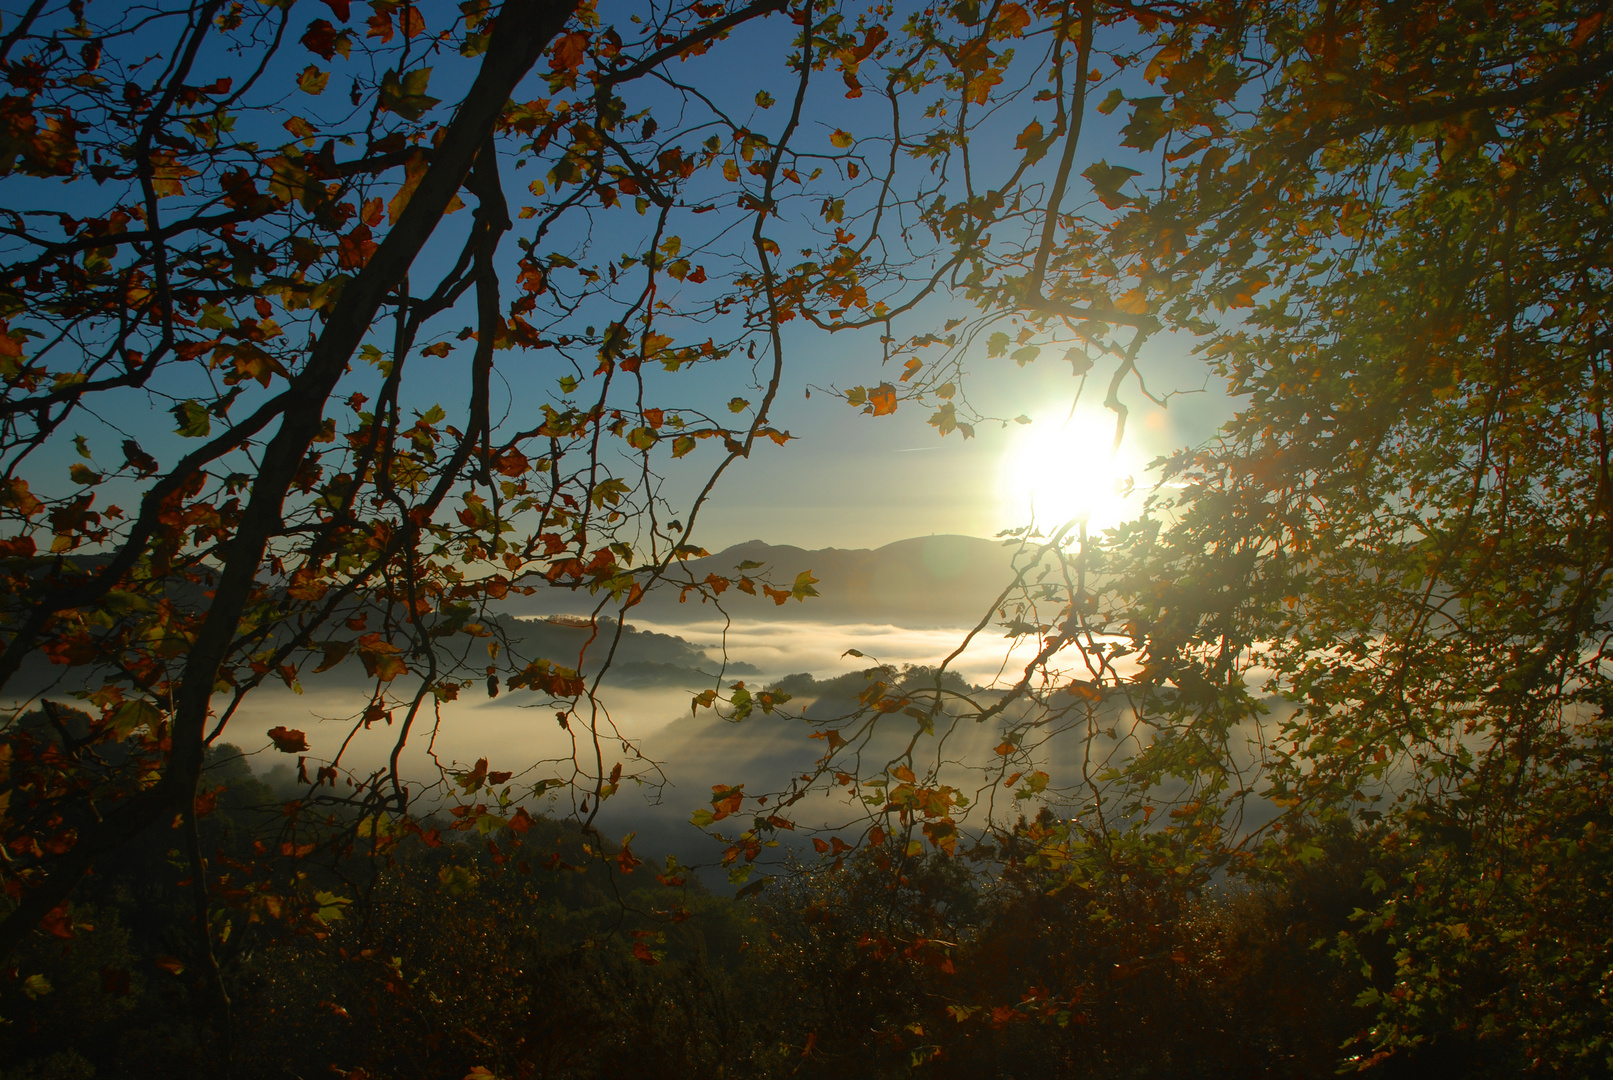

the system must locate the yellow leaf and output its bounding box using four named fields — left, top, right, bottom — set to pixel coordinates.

left=1144, top=45, right=1182, bottom=84
left=150, top=152, right=198, bottom=198
left=297, top=65, right=329, bottom=95
left=830, top=129, right=853, bottom=148
left=1115, top=289, right=1150, bottom=315
left=69, top=463, right=103, bottom=486
left=388, top=151, right=429, bottom=224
